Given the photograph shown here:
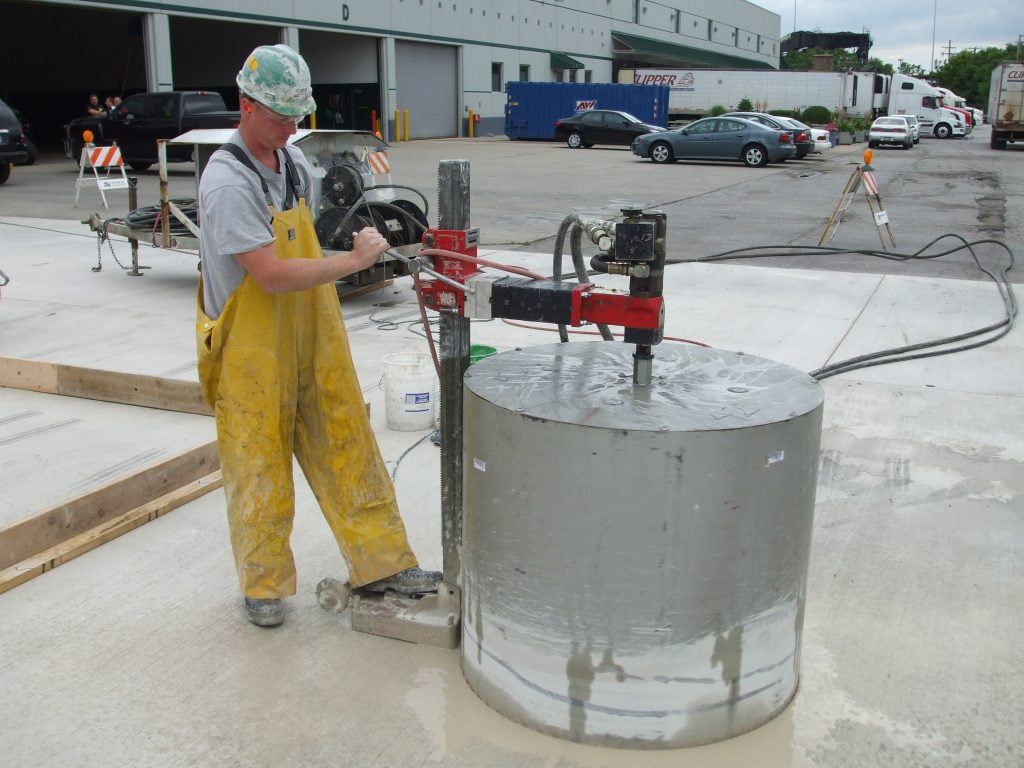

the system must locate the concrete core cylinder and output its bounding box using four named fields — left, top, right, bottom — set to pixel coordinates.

left=460, top=342, right=824, bottom=748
